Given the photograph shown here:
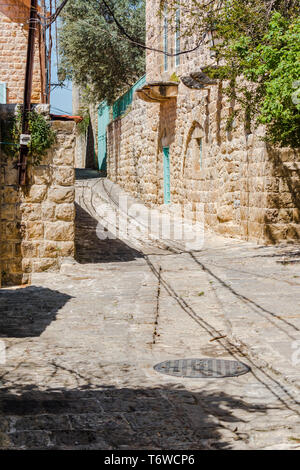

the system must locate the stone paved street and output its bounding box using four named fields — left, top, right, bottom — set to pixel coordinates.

left=0, top=172, right=299, bottom=450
